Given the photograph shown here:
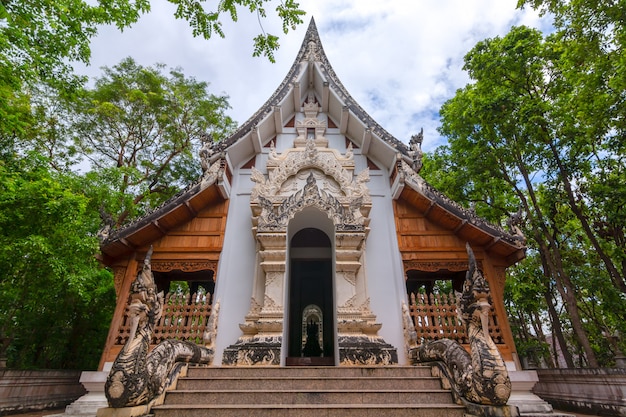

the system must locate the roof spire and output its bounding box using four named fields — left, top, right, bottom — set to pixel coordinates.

left=301, top=17, right=322, bottom=63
